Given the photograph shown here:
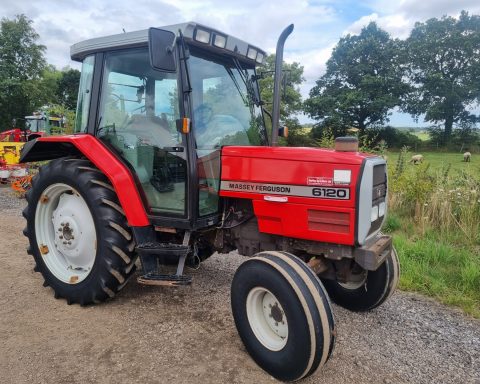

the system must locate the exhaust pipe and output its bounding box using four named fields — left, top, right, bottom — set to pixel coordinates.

left=271, top=24, right=294, bottom=146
